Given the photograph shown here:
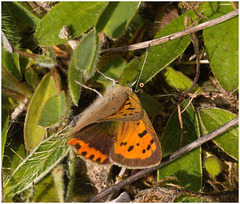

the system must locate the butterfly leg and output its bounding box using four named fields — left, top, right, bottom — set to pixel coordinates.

left=105, top=167, right=127, bottom=202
